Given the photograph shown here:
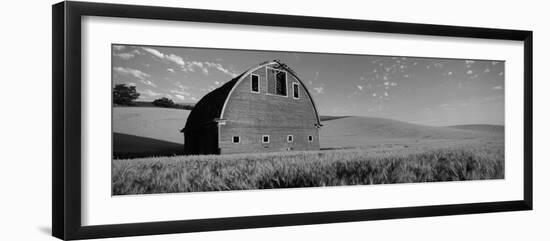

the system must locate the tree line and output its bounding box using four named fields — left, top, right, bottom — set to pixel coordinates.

left=113, top=84, right=194, bottom=110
